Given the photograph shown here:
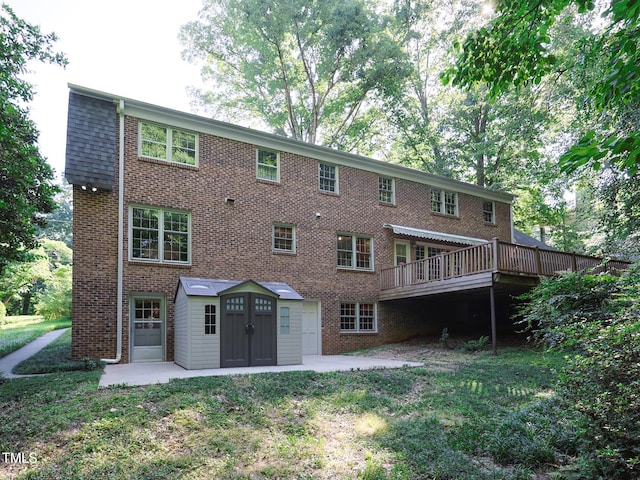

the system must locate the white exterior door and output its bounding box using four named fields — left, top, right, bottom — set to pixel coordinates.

left=302, top=301, right=320, bottom=355
left=131, top=296, right=165, bottom=362
left=394, top=241, right=411, bottom=286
